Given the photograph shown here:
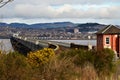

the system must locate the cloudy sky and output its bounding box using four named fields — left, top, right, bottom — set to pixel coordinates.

left=0, top=0, right=120, bottom=25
